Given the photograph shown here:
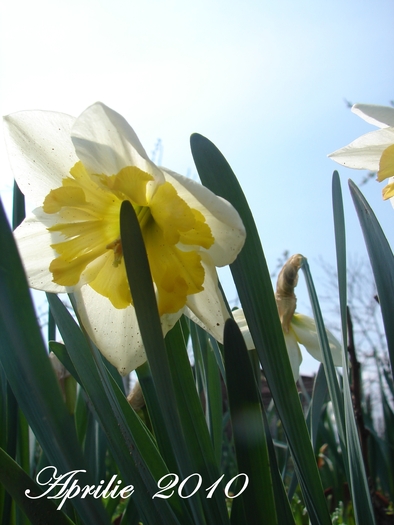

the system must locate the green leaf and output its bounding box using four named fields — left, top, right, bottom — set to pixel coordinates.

left=349, top=179, right=394, bottom=381
left=120, top=200, right=229, bottom=525
left=300, top=260, right=346, bottom=453
left=332, top=172, right=348, bottom=352
left=309, top=364, right=328, bottom=450
left=0, top=367, right=19, bottom=525
left=224, top=318, right=277, bottom=524
left=12, top=179, right=25, bottom=229
left=333, top=173, right=376, bottom=524
left=2, top=177, right=28, bottom=525
left=203, top=333, right=223, bottom=466
left=365, top=389, right=394, bottom=502
left=74, top=384, right=89, bottom=445
left=49, top=341, right=81, bottom=385
left=0, top=446, right=75, bottom=525
left=187, top=321, right=223, bottom=466
left=47, top=293, right=188, bottom=525
left=190, top=133, right=331, bottom=525
left=165, top=320, right=228, bottom=519
left=382, top=388, right=394, bottom=500
left=136, top=360, right=182, bottom=477
left=260, top=398, right=296, bottom=525
left=84, top=414, right=108, bottom=484
left=0, top=198, right=111, bottom=525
